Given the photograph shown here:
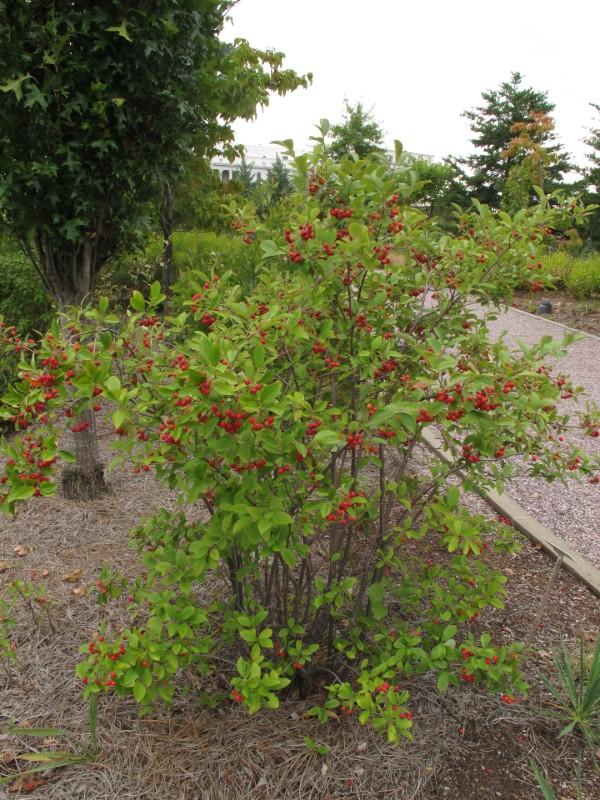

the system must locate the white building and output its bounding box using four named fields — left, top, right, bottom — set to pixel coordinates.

left=210, top=144, right=293, bottom=183
left=210, top=144, right=434, bottom=184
